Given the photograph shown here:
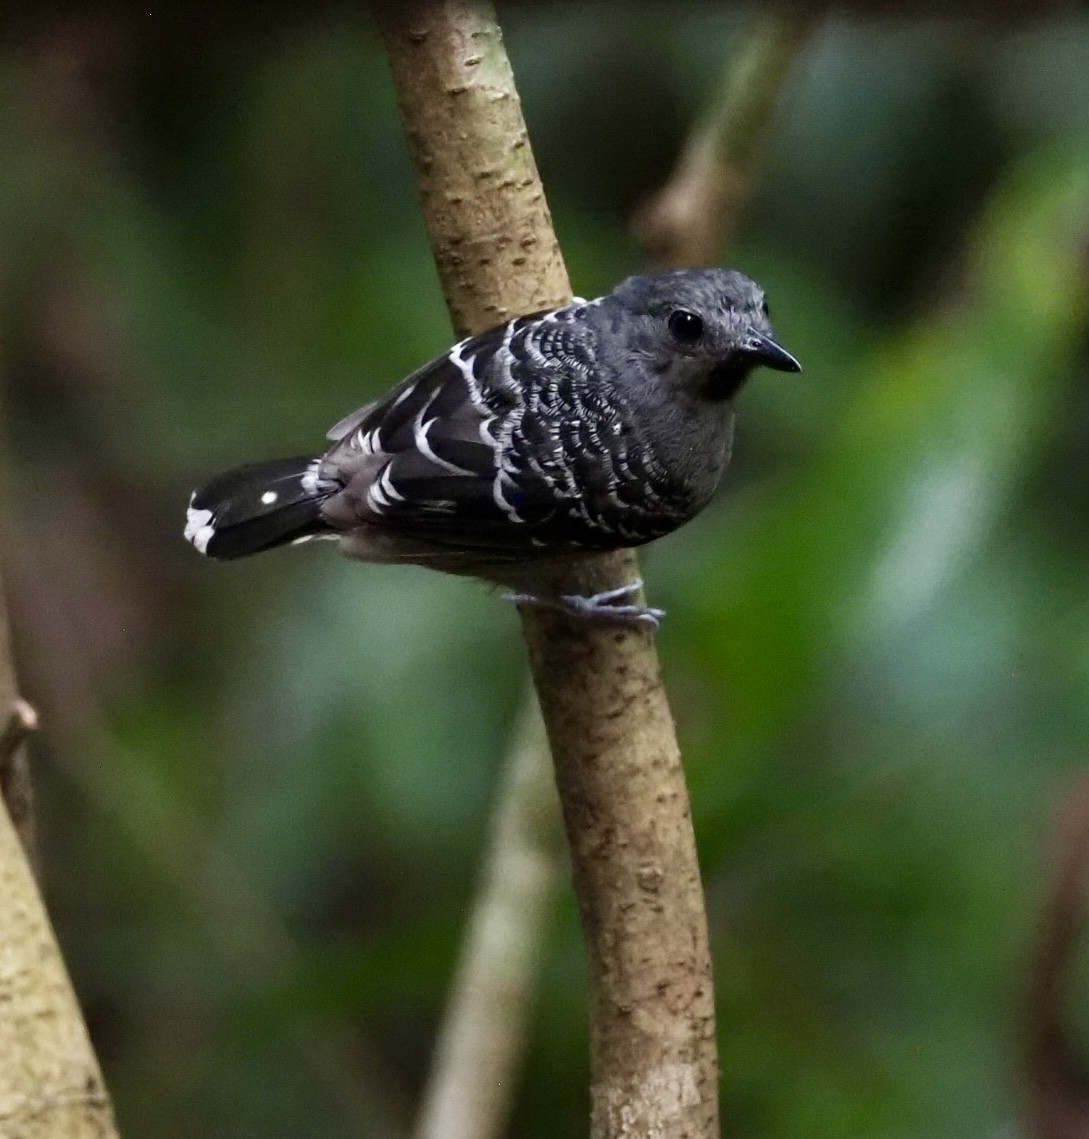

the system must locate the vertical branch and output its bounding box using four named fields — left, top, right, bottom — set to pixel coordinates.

left=377, top=2, right=719, bottom=1136
left=519, top=603, right=717, bottom=1137
left=394, top=6, right=820, bottom=1135
left=634, top=7, right=820, bottom=267
left=377, top=1, right=569, bottom=325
